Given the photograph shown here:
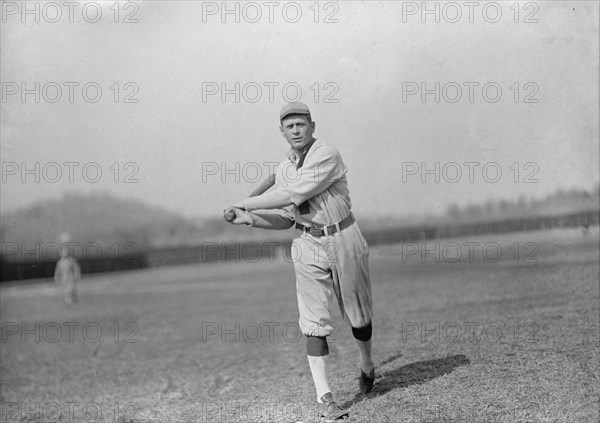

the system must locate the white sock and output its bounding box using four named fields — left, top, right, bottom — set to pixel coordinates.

left=307, top=355, right=331, bottom=402
left=356, top=339, right=374, bottom=374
